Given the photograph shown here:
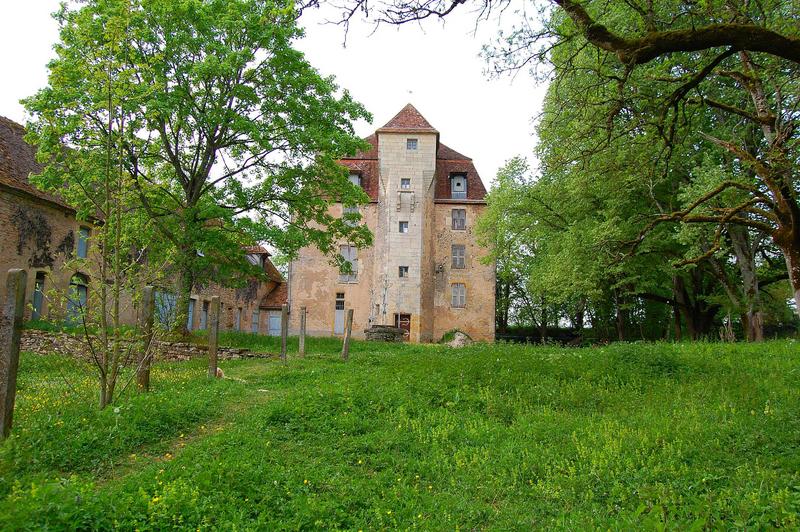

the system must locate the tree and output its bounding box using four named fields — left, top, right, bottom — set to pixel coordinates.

left=27, top=0, right=373, bottom=334
left=24, top=0, right=166, bottom=408
left=319, top=0, right=800, bottom=321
